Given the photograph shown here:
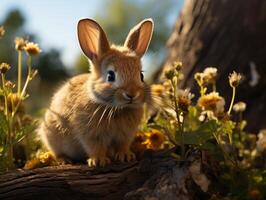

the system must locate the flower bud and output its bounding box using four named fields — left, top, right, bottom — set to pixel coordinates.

left=0, top=63, right=11, bottom=74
